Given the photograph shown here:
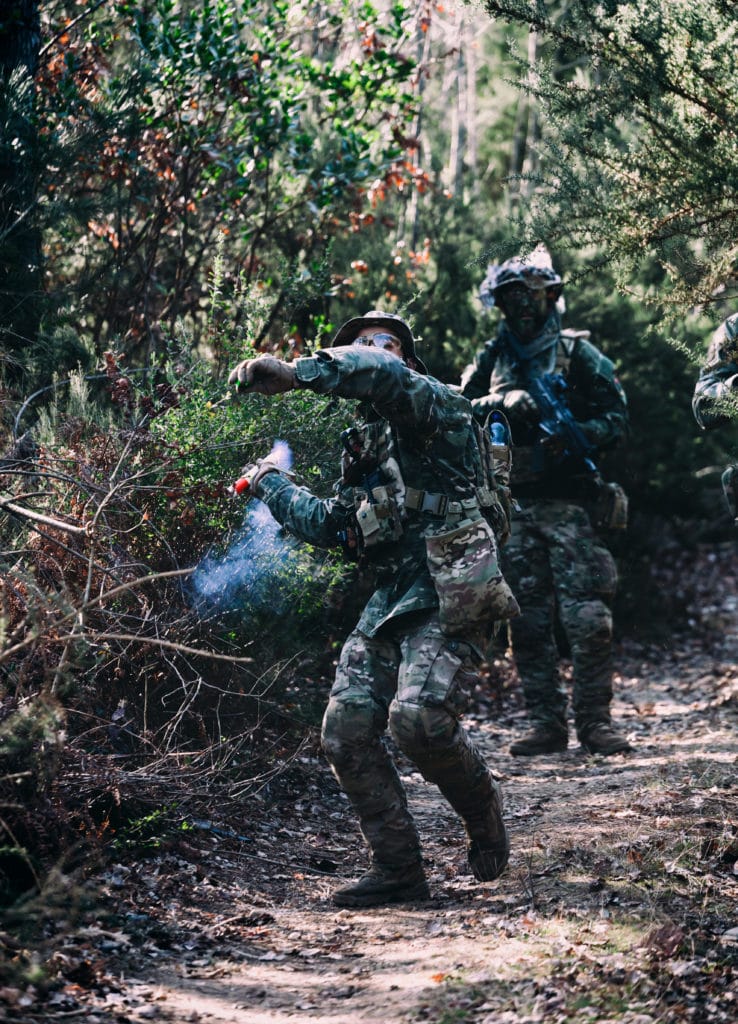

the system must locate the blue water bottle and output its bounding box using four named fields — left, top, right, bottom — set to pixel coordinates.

left=489, top=411, right=509, bottom=445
